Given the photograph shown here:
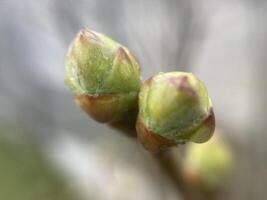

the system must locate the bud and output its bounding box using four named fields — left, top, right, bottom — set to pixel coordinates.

left=65, top=28, right=142, bottom=122
left=136, top=72, right=215, bottom=152
left=182, top=135, right=234, bottom=189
